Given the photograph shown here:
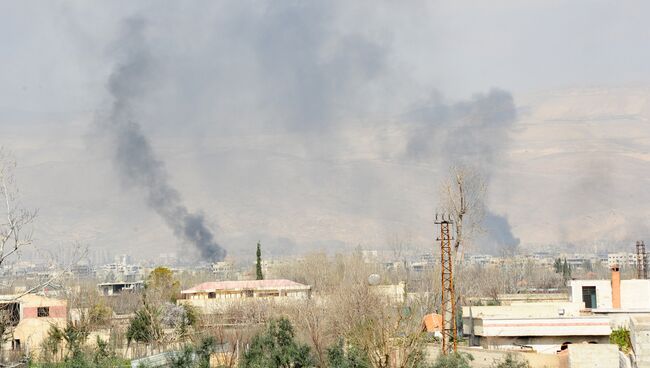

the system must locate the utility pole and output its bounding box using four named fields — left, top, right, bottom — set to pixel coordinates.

left=436, top=213, right=457, bottom=354
left=637, top=240, right=648, bottom=280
